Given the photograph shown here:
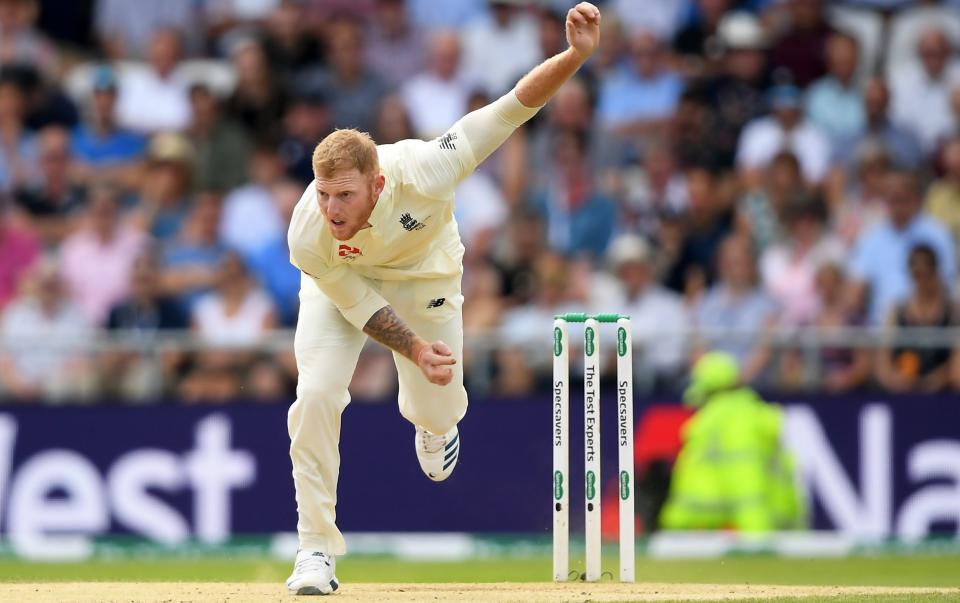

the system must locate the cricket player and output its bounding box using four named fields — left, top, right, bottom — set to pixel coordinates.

left=285, top=3, right=601, bottom=595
